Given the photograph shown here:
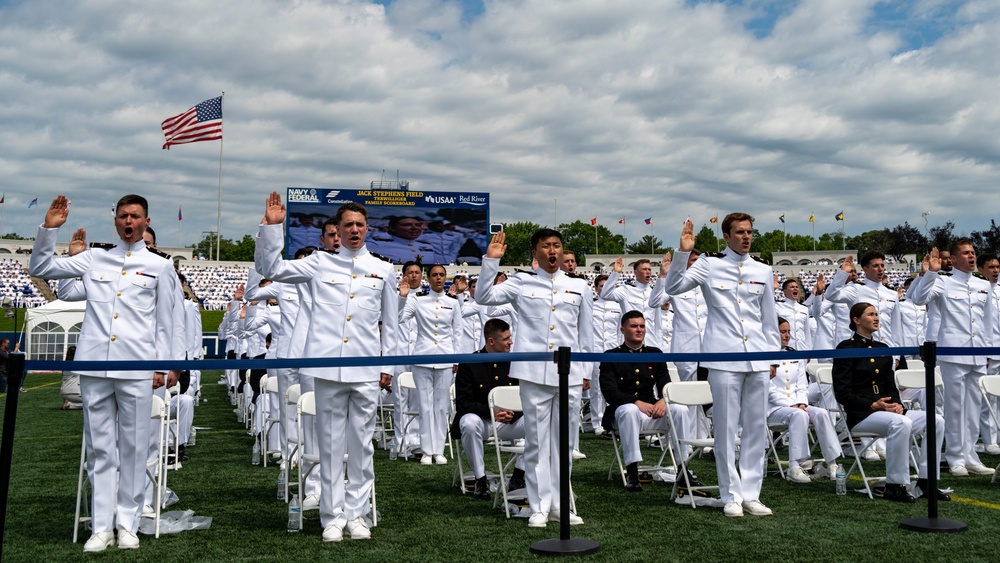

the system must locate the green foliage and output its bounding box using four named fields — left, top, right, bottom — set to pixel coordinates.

left=694, top=224, right=722, bottom=254
left=496, top=221, right=542, bottom=266
left=190, top=233, right=257, bottom=262
left=625, top=235, right=670, bottom=255
left=557, top=220, right=625, bottom=264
